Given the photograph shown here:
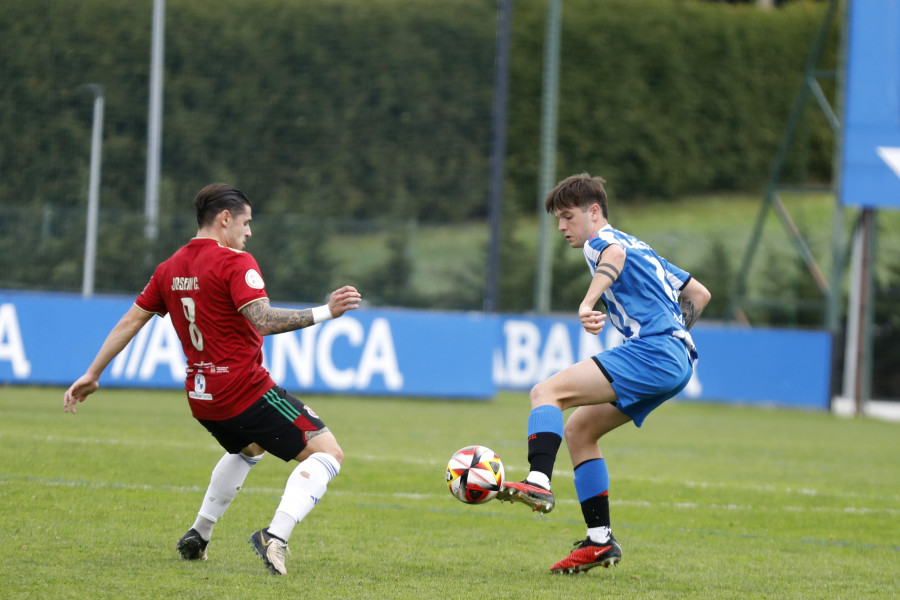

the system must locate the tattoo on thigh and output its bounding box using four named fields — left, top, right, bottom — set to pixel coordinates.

left=305, top=427, right=330, bottom=442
